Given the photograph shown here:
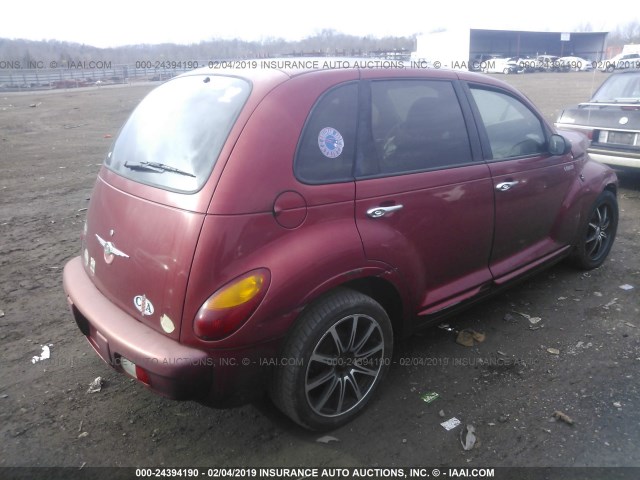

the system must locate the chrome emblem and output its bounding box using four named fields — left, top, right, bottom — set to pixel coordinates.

left=96, top=234, right=129, bottom=264
left=619, top=116, right=629, bottom=125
